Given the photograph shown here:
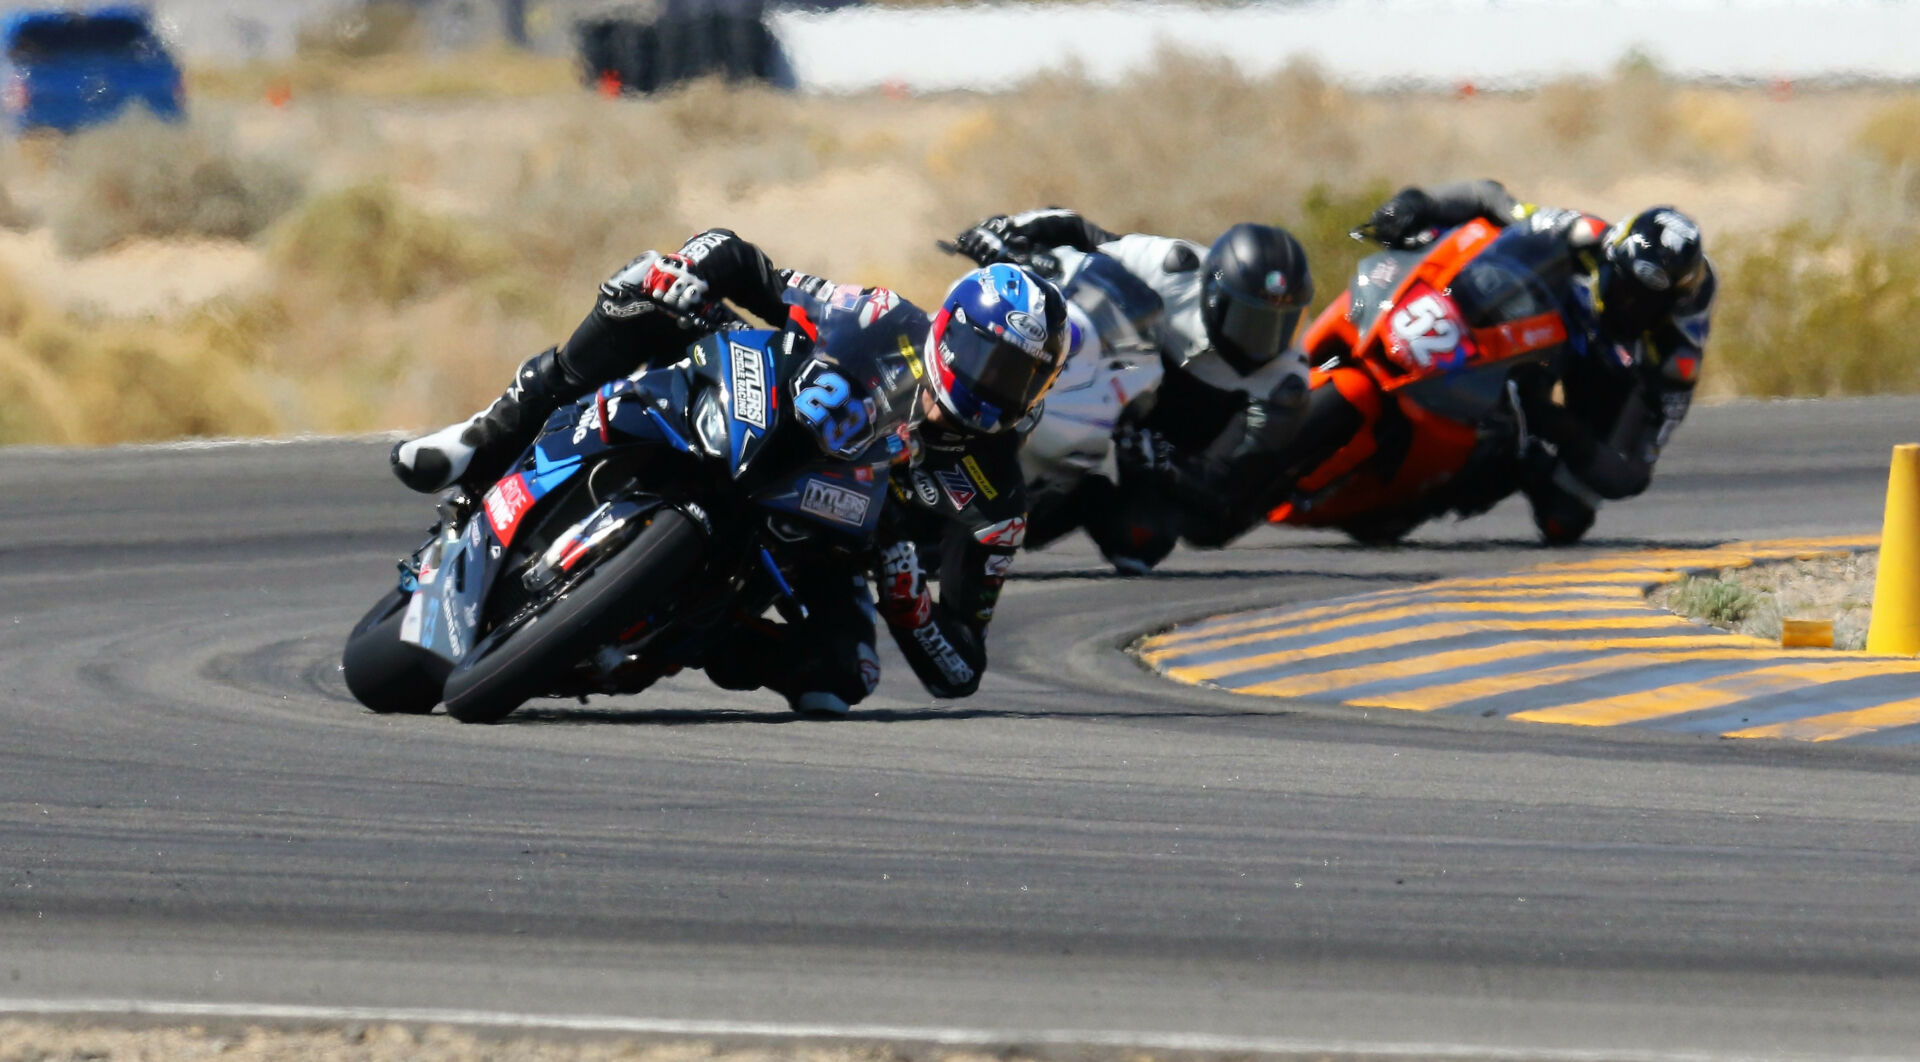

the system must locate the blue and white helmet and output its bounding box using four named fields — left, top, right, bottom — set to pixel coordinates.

left=927, top=263, right=1069, bottom=433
